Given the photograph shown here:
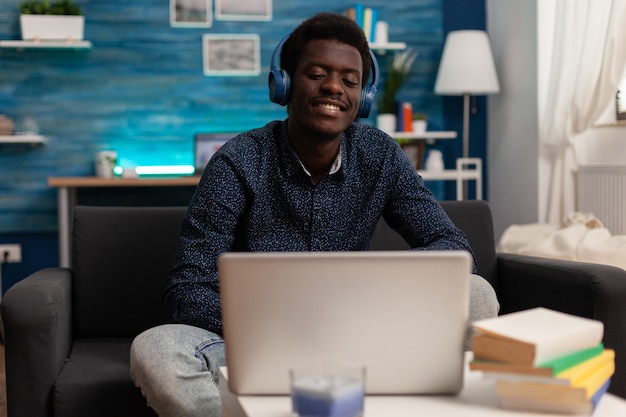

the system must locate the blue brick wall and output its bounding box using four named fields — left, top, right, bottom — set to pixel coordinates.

left=0, top=0, right=490, bottom=293
left=0, top=0, right=447, bottom=233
